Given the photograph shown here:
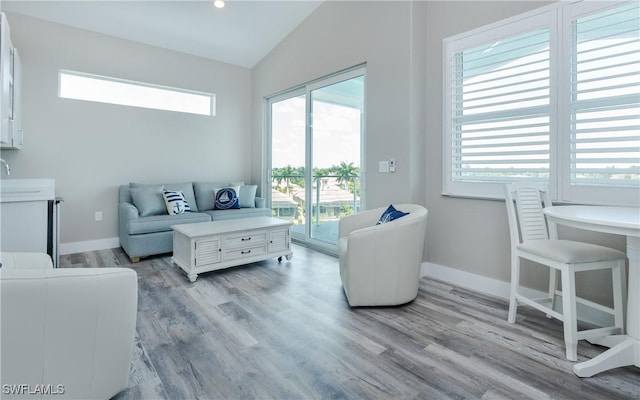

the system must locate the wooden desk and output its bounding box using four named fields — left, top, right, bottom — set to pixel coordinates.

left=544, top=205, right=640, bottom=377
